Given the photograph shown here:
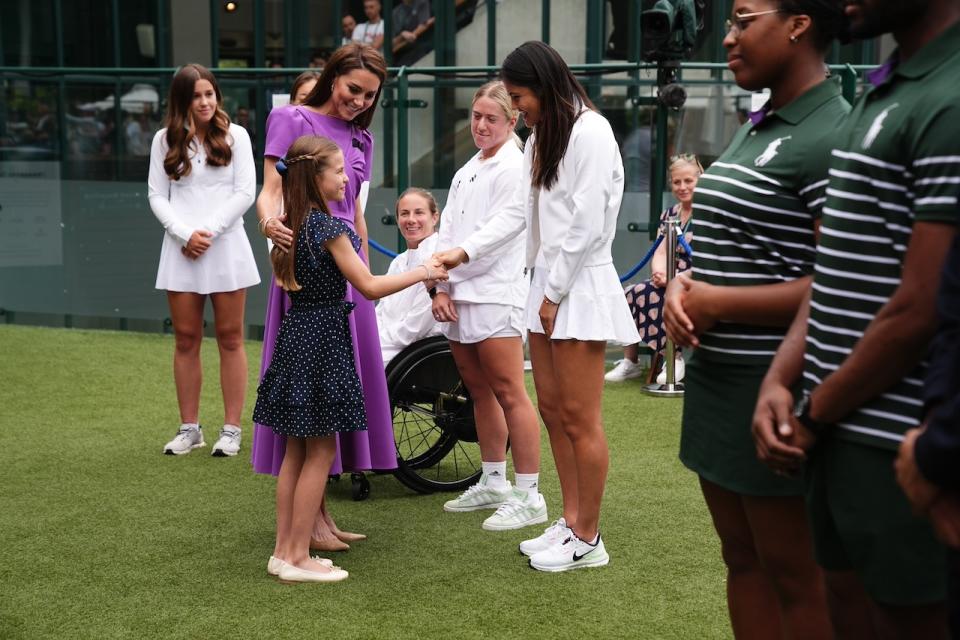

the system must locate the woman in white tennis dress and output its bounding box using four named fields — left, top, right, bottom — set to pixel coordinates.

left=147, top=63, right=259, bottom=458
